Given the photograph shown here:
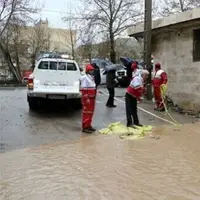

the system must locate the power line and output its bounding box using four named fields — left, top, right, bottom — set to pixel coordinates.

left=41, top=9, right=75, bottom=14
